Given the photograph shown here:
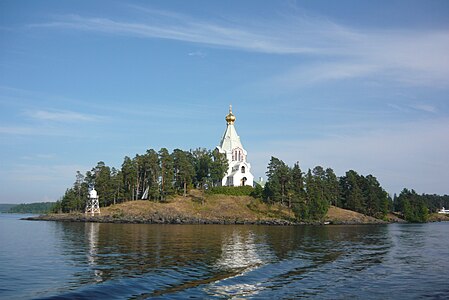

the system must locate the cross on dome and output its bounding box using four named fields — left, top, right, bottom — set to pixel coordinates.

left=225, top=104, right=236, bottom=125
